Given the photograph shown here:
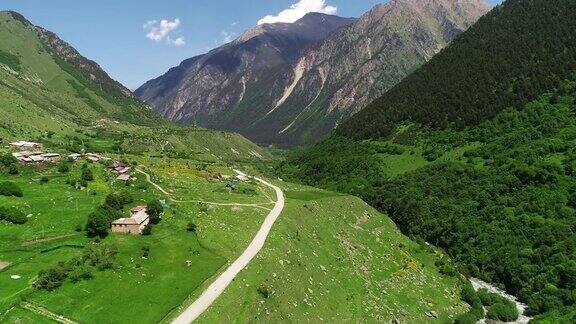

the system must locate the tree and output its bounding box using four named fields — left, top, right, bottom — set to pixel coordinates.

left=104, top=192, right=133, bottom=210
left=86, top=210, right=110, bottom=238
left=487, top=300, right=519, bottom=322
left=147, top=199, right=163, bottom=225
